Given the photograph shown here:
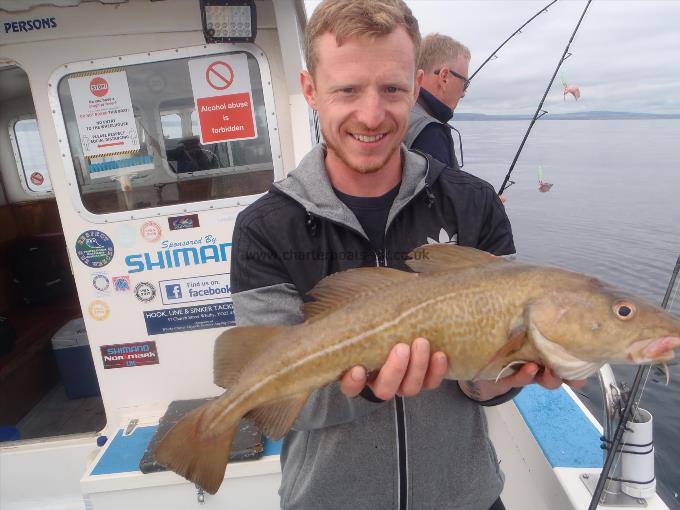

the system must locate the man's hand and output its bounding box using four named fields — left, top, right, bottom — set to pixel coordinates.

left=340, top=338, right=449, bottom=400
left=459, top=362, right=587, bottom=402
